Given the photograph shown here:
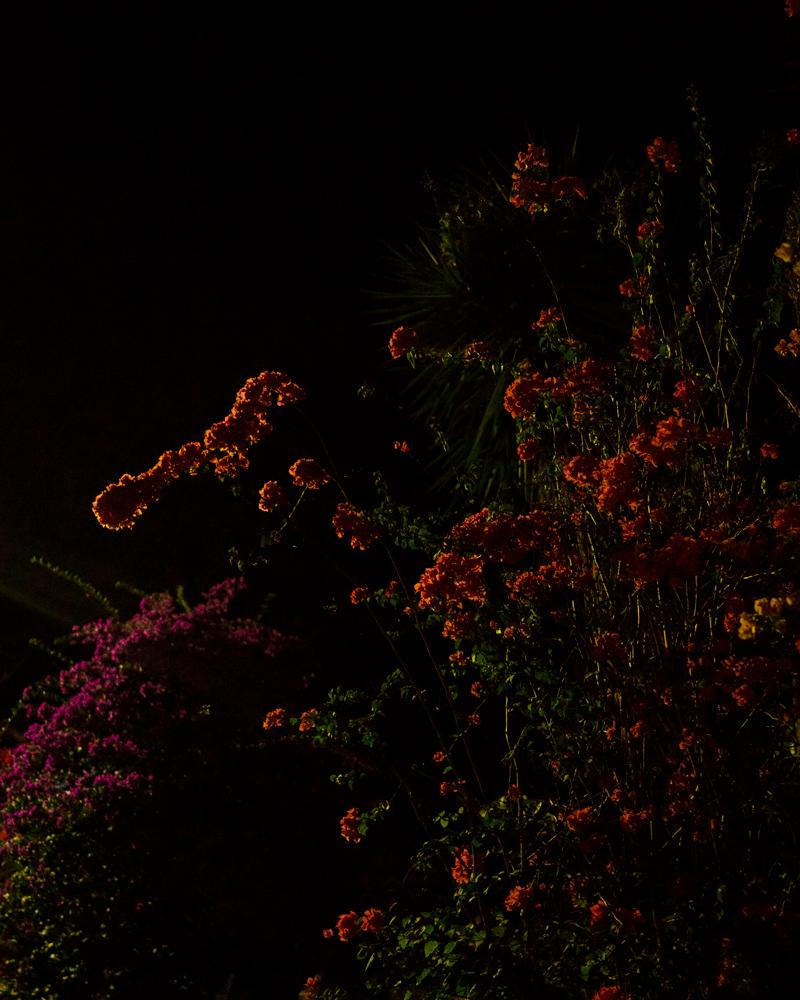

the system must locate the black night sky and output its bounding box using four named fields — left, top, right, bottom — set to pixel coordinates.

left=0, top=2, right=796, bottom=673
